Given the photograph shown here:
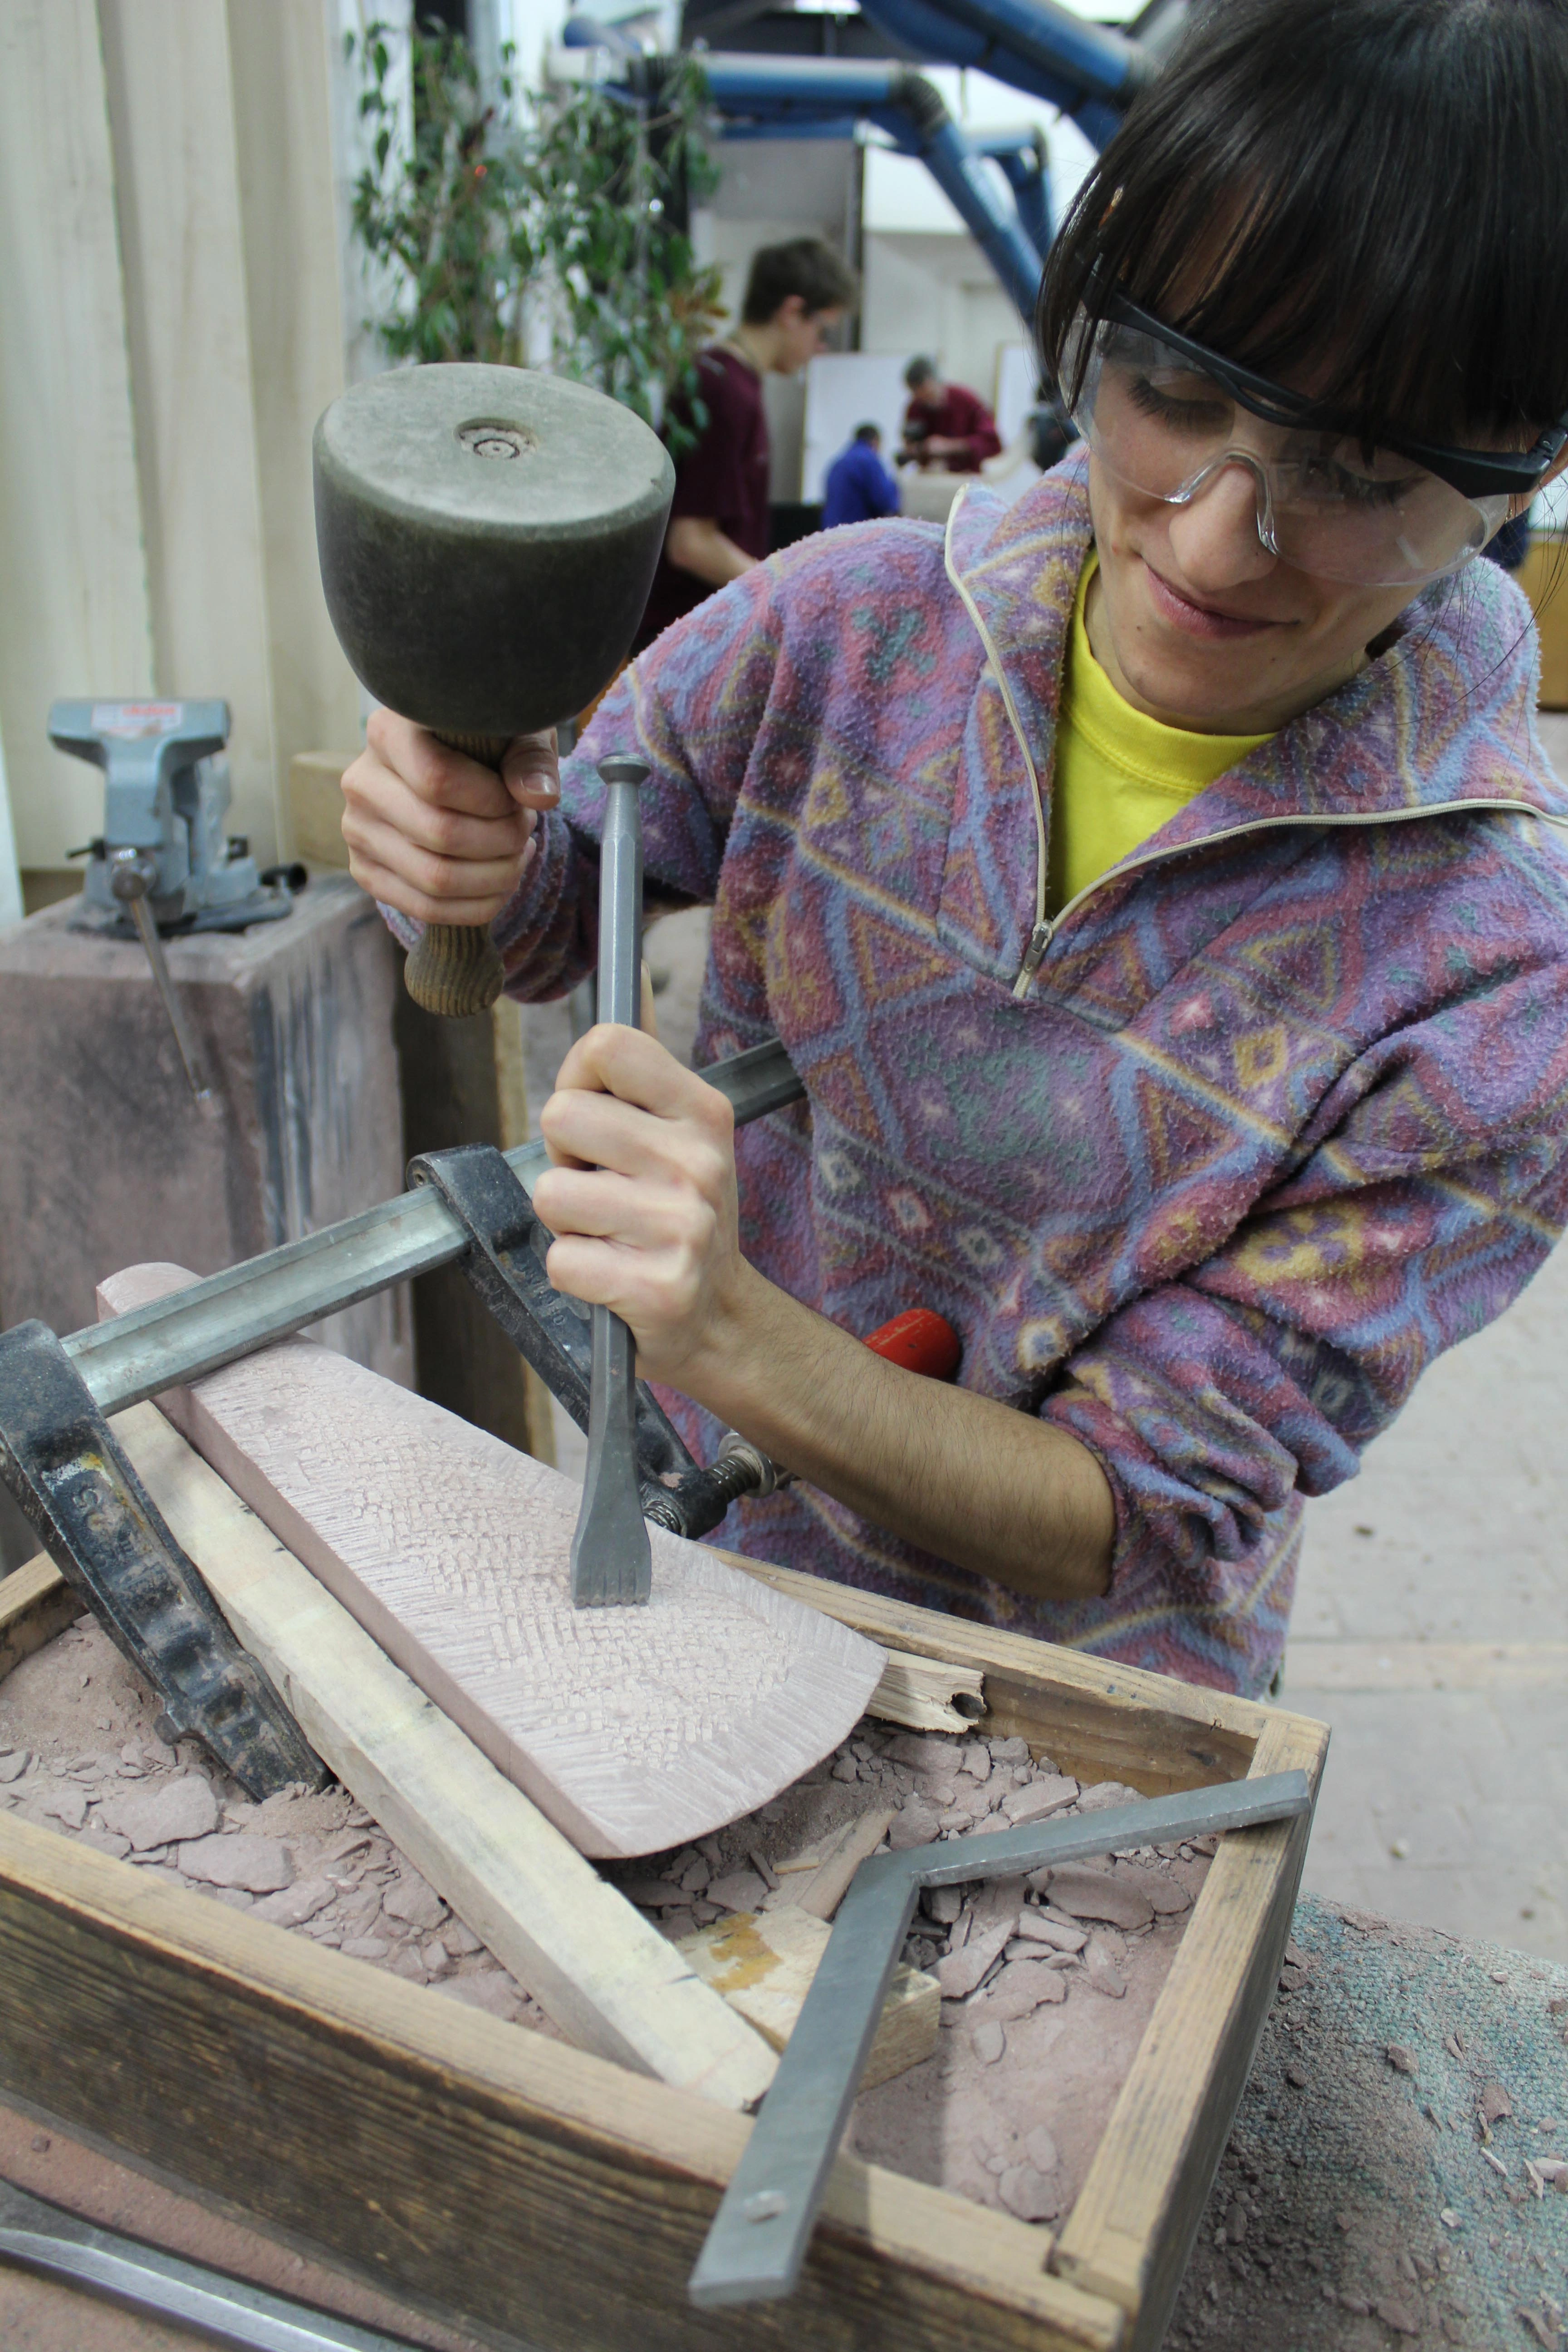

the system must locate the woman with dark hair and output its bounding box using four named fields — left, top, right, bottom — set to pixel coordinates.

left=343, top=0, right=1568, bottom=1696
